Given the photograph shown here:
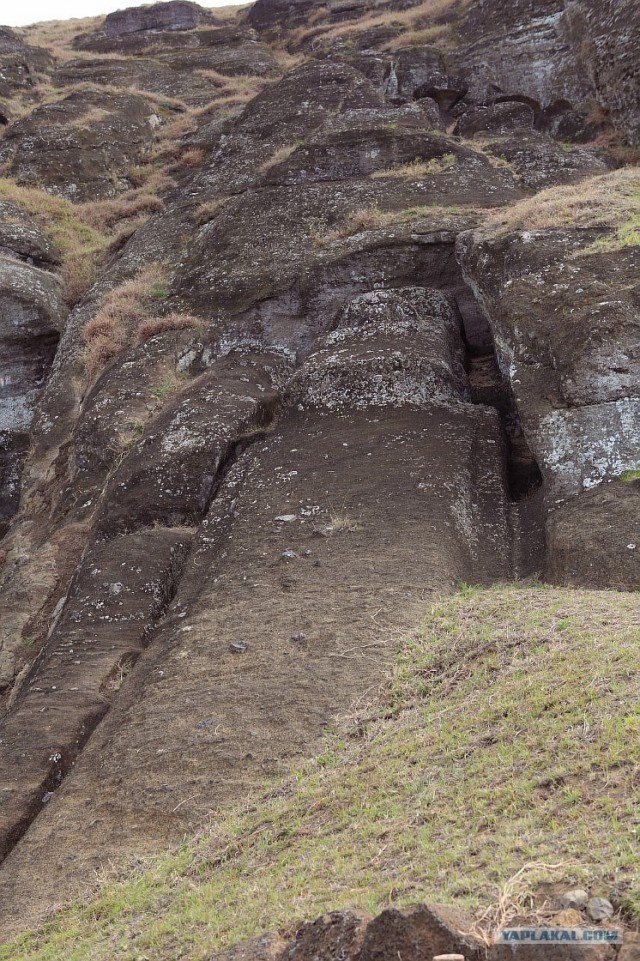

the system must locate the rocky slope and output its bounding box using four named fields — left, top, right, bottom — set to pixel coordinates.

left=0, top=0, right=638, bottom=945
